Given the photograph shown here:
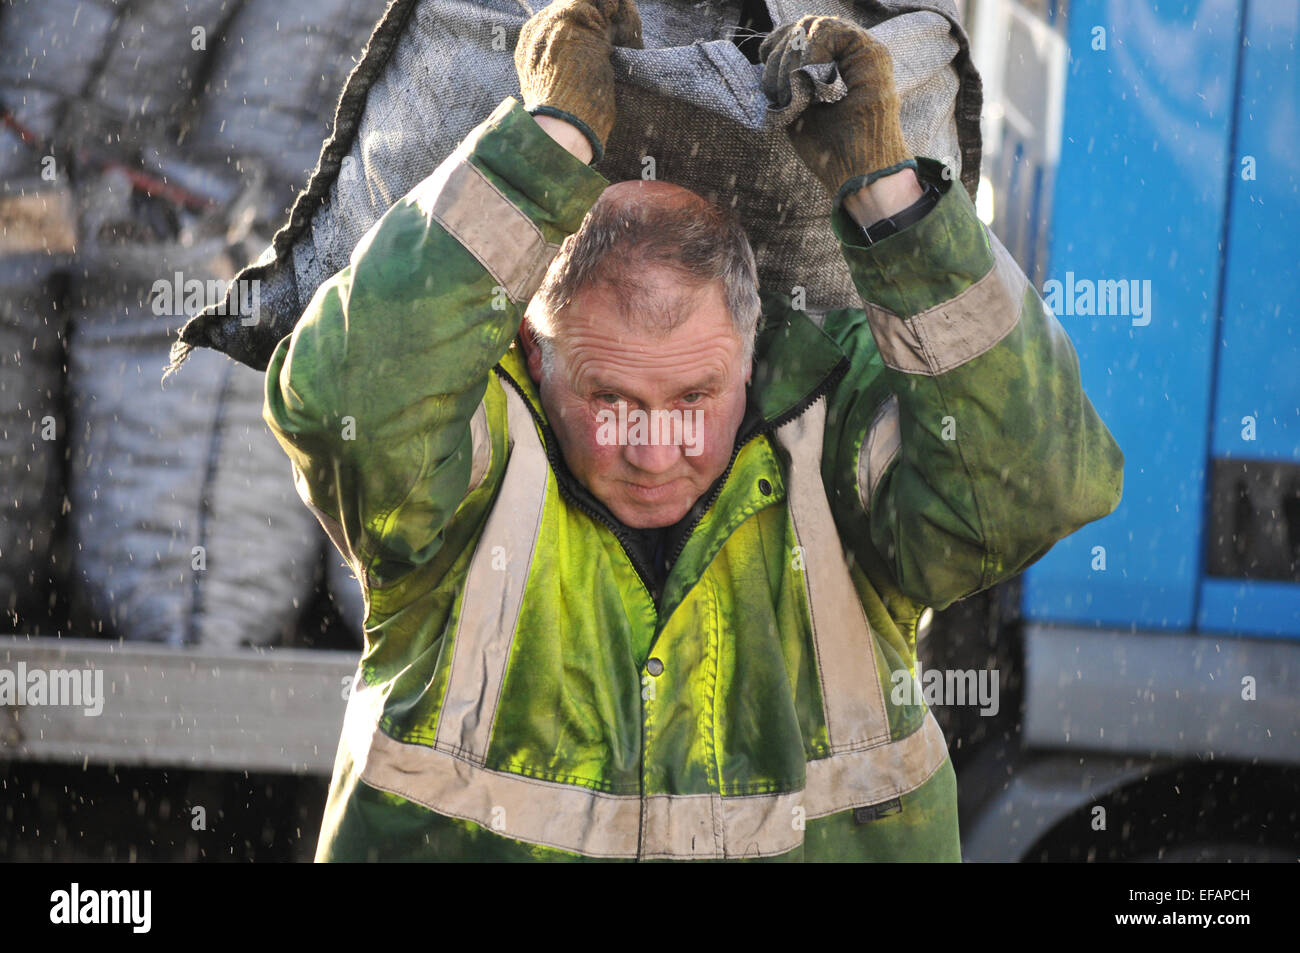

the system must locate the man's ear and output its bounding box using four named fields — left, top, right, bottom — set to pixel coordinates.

left=519, top=315, right=544, bottom=386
